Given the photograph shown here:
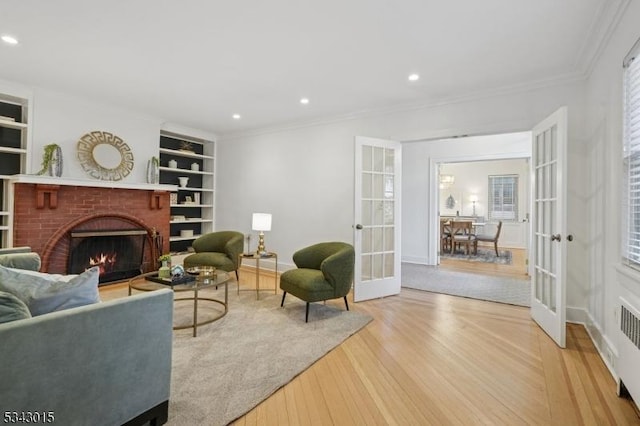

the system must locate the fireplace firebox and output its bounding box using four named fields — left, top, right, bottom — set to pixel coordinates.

left=68, top=229, right=147, bottom=285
